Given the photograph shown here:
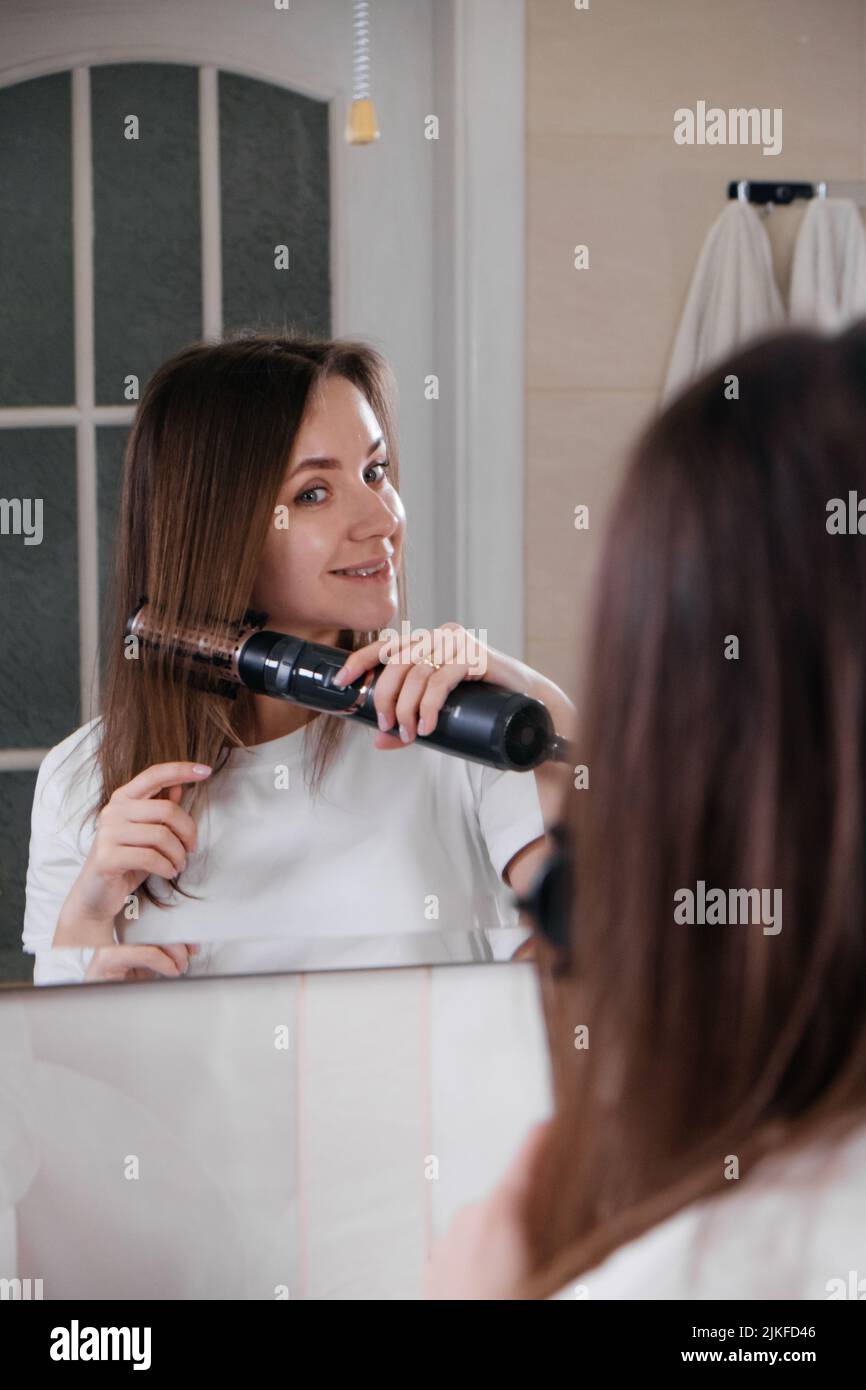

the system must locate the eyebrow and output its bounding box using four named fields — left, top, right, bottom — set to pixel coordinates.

left=289, top=435, right=386, bottom=478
